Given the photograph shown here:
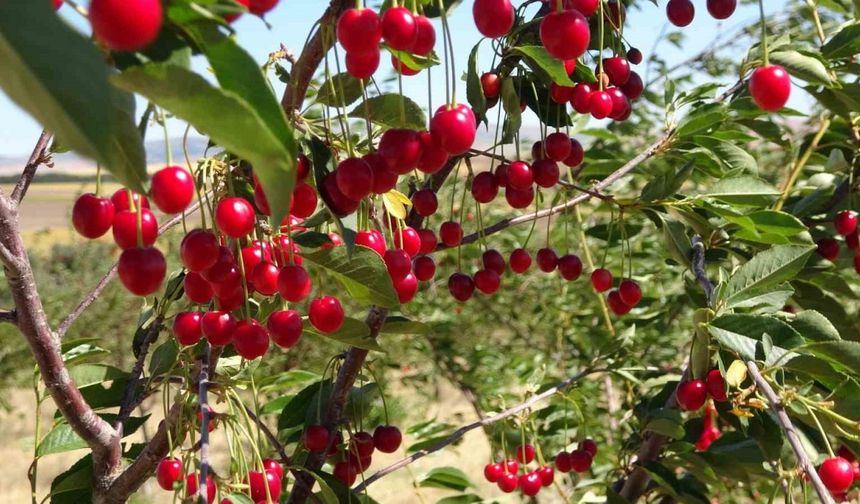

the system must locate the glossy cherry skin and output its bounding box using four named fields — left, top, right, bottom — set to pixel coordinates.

left=173, top=311, right=202, bottom=346
left=216, top=197, right=256, bottom=238
left=202, top=246, right=236, bottom=284
left=473, top=0, right=515, bottom=38
left=233, top=320, right=270, bottom=360
left=345, top=48, right=380, bottom=79
left=519, top=472, right=542, bottom=496
left=627, top=47, right=643, bottom=65
left=430, top=104, right=477, bottom=155
left=417, top=229, right=437, bottom=254
left=550, top=83, right=575, bottom=104
left=184, top=272, right=213, bottom=304
left=439, top=221, right=463, bottom=247
left=156, top=457, right=184, bottom=490
left=506, top=161, right=534, bottom=190
left=150, top=166, right=194, bottom=214
left=337, top=8, right=382, bottom=53
left=248, top=0, right=279, bottom=15
left=706, top=0, right=736, bottom=19
left=590, top=268, right=613, bottom=292
left=568, top=0, right=599, bottom=16
left=247, top=469, right=282, bottom=502
left=482, top=249, right=506, bottom=276
left=563, top=138, right=585, bottom=167
left=621, top=71, right=644, bottom=101
left=474, top=269, right=501, bottom=294
left=267, top=309, right=302, bottom=349
left=112, top=209, right=158, bottom=250
left=558, top=254, right=583, bottom=280
left=394, top=272, right=418, bottom=303
left=536, top=248, right=559, bottom=272
left=363, top=153, right=398, bottom=194
left=666, top=0, right=695, bottom=27
left=817, top=237, right=840, bottom=261
left=618, top=279, right=642, bottom=306
left=290, top=183, right=318, bottom=218
left=497, top=472, right=519, bottom=493
left=355, top=230, right=386, bottom=256
left=349, top=431, right=375, bottom=459
left=706, top=369, right=728, bottom=402
left=555, top=451, right=572, bottom=473
left=544, top=132, right=571, bottom=161
left=335, top=157, right=374, bottom=202
left=847, top=231, right=860, bottom=251
left=277, top=264, right=312, bottom=302
left=494, top=163, right=509, bottom=187
left=416, top=131, right=449, bottom=174
left=379, top=129, right=423, bottom=174
left=516, top=443, right=536, bottom=464
left=394, top=227, right=422, bottom=257
left=373, top=425, right=402, bottom=453
left=201, top=311, right=236, bottom=346
left=304, top=425, right=330, bottom=451
left=676, top=379, right=708, bottom=411
left=448, top=272, right=475, bottom=301
left=309, top=296, right=345, bottom=333
left=72, top=193, right=115, bottom=239
left=509, top=248, right=532, bottom=274
left=413, top=255, right=436, bottom=281
left=411, top=15, right=436, bottom=56
left=580, top=438, right=598, bottom=457
left=89, top=0, right=163, bottom=51
left=540, top=10, right=590, bottom=60
left=111, top=188, right=149, bottom=212
left=819, top=457, right=855, bottom=493
left=118, top=247, right=165, bottom=296
left=603, top=56, right=631, bottom=86
left=589, top=90, right=614, bottom=119
left=471, top=171, right=499, bottom=203
left=533, top=159, right=560, bottom=188
left=835, top=210, right=858, bottom=236
left=481, top=73, right=502, bottom=99
left=180, top=229, right=219, bottom=272
left=570, top=83, right=593, bottom=114
left=185, top=474, right=216, bottom=503
left=568, top=449, right=593, bottom=472
left=484, top=463, right=504, bottom=482
left=320, top=173, right=360, bottom=217
left=384, top=249, right=412, bottom=280
left=250, top=262, right=279, bottom=296
left=749, top=65, right=791, bottom=112
left=607, top=289, right=632, bottom=315
left=381, top=6, right=417, bottom=51
left=412, top=189, right=438, bottom=217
